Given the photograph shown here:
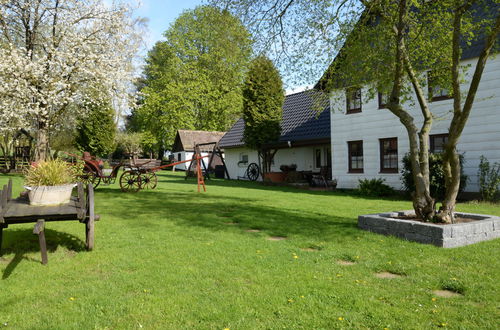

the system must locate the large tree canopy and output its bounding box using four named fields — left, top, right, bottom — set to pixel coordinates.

left=131, top=5, right=253, bottom=152
left=0, top=0, right=142, bottom=161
